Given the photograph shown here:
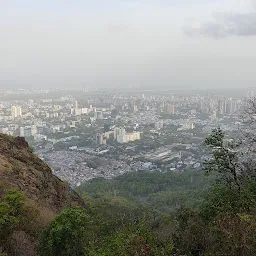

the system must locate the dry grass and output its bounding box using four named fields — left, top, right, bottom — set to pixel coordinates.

left=24, top=198, right=57, bottom=228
